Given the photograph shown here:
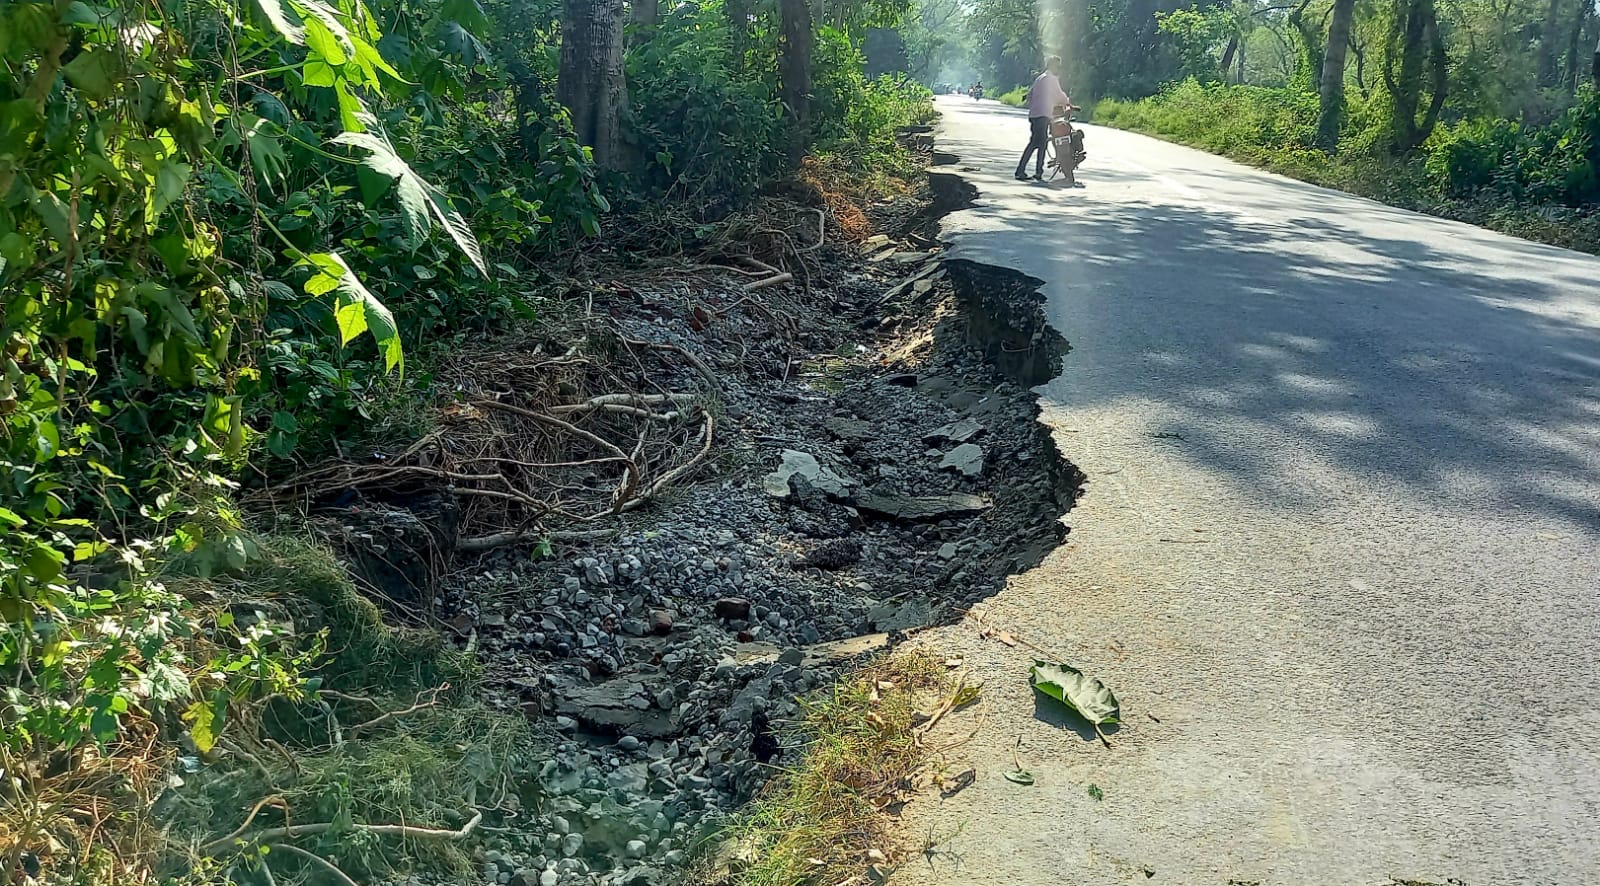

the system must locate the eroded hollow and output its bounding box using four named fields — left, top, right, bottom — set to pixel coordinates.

left=944, top=258, right=1069, bottom=389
